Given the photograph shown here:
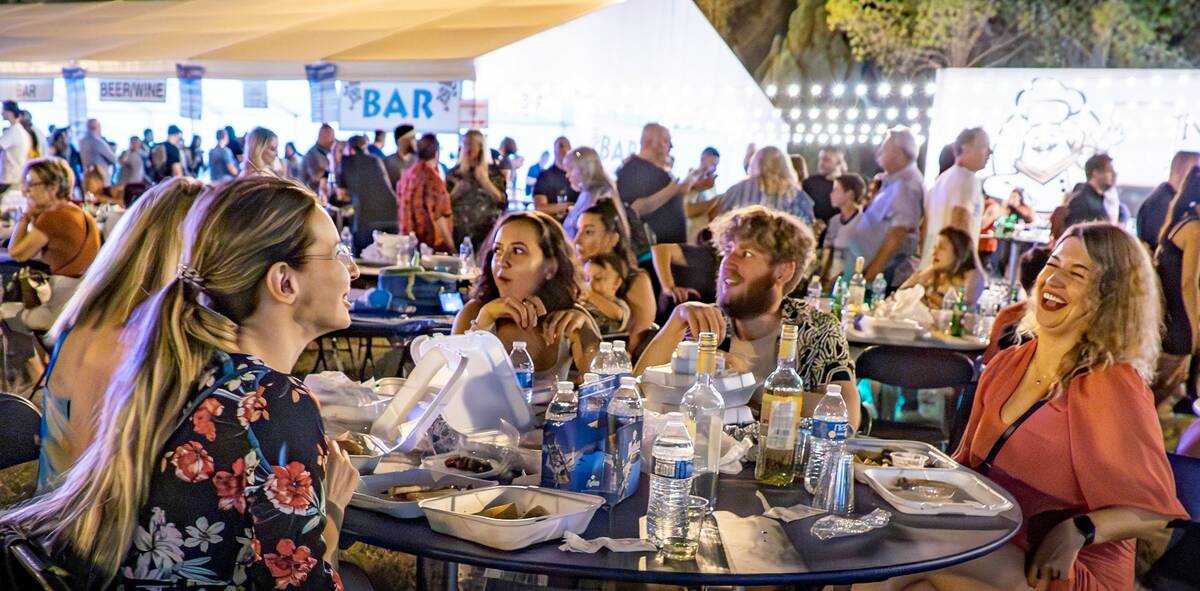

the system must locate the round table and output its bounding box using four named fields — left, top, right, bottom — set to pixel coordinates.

left=846, top=329, right=989, bottom=354
left=342, top=468, right=1021, bottom=589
